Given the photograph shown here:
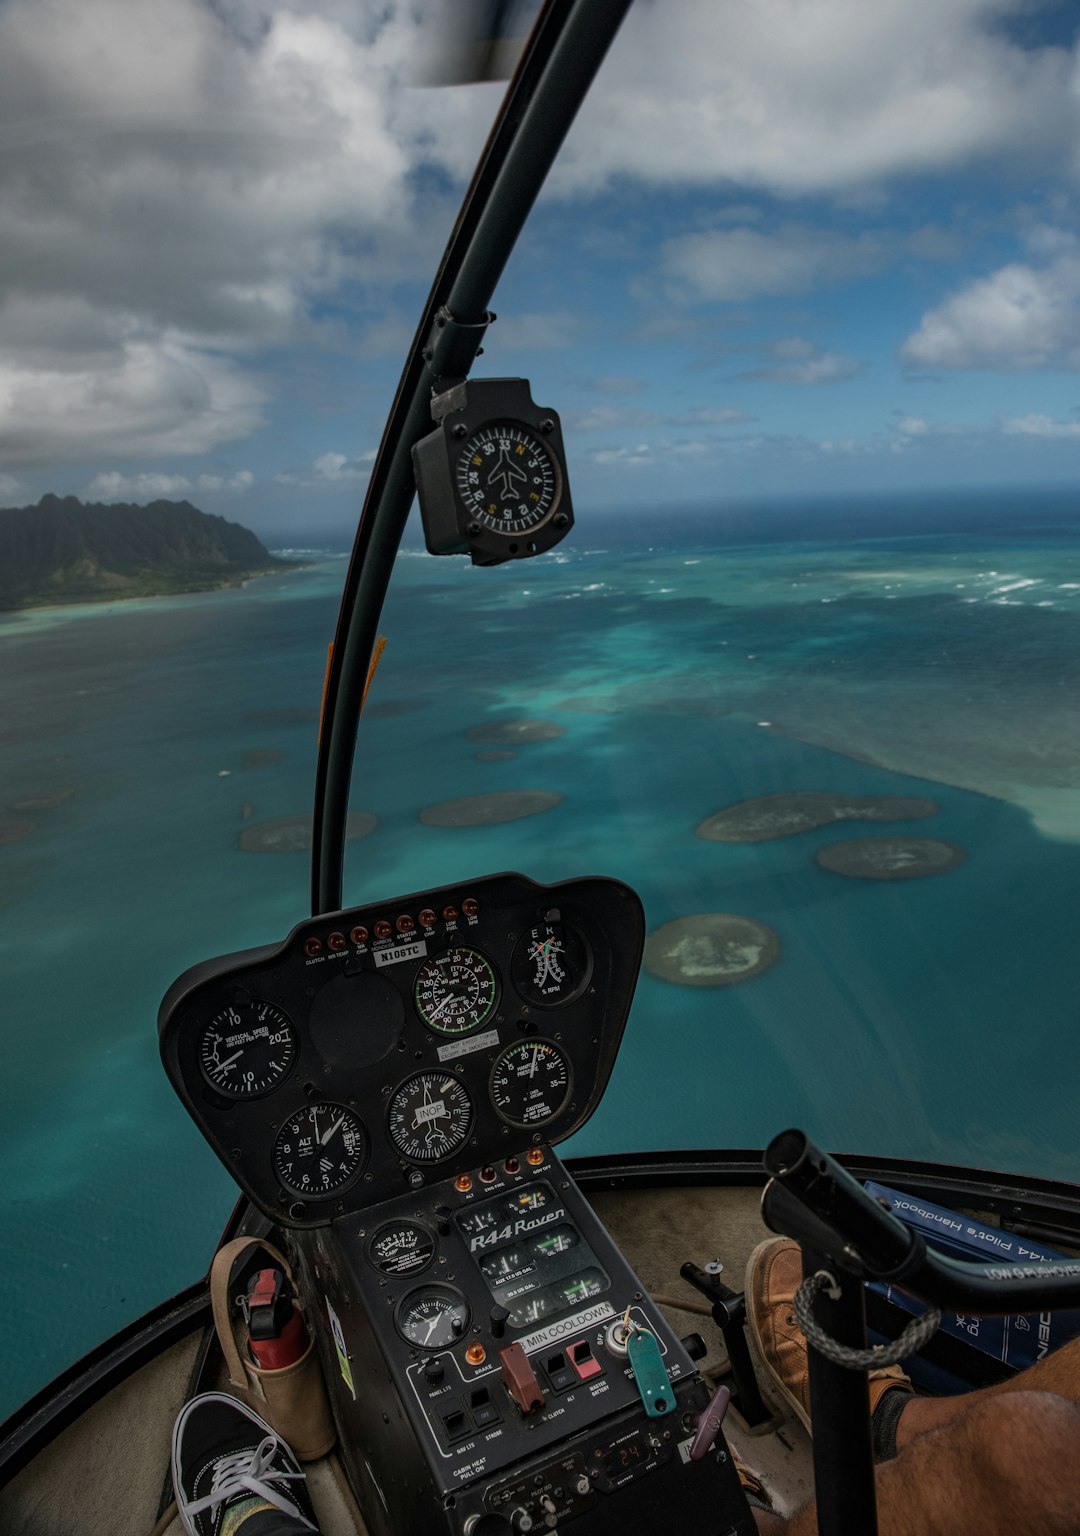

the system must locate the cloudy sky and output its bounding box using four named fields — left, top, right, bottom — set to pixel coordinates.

left=3, top=0, right=1080, bottom=535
